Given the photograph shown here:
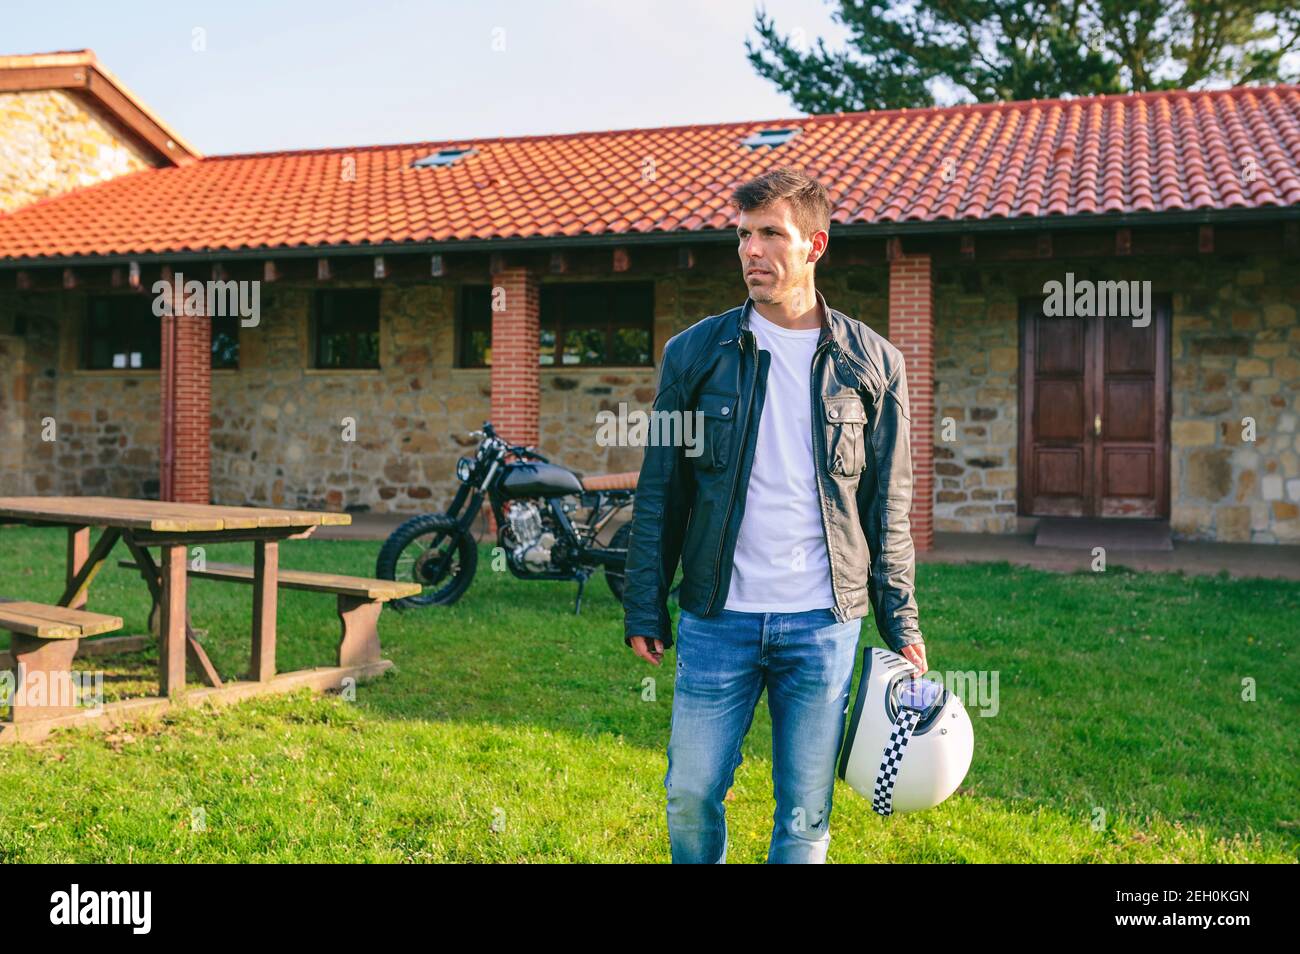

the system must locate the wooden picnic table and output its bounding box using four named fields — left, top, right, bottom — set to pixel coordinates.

left=0, top=496, right=351, bottom=697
